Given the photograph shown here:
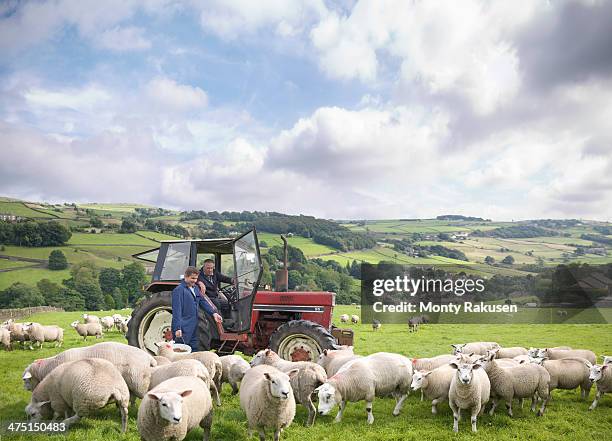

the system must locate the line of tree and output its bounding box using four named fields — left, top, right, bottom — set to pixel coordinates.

left=436, top=215, right=490, bottom=221
left=580, top=233, right=612, bottom=246
left=0, top=220, right=72, bottom=247
left=471, top=225, right=558, bottom=238
left=390, top=238, right=468, bottom=261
